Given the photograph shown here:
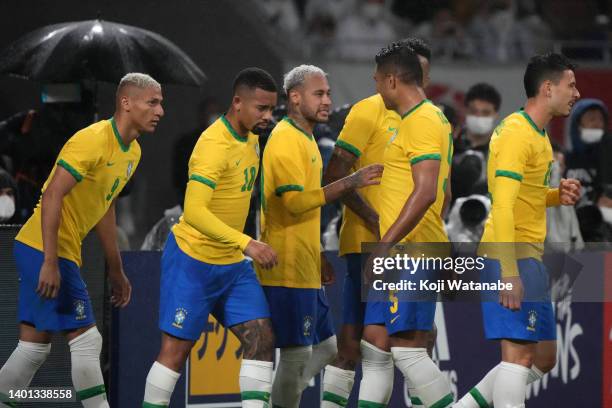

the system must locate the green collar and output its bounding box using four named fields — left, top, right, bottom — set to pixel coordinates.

left=221, top=114, right=248, bottom=143
left=282, top=116, right=314, bottom=140
left=110, top=117, right=130, bottom=152
left=401, top=99, right=430, bottom=119
left=518, top=109, right=546, bottom=136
